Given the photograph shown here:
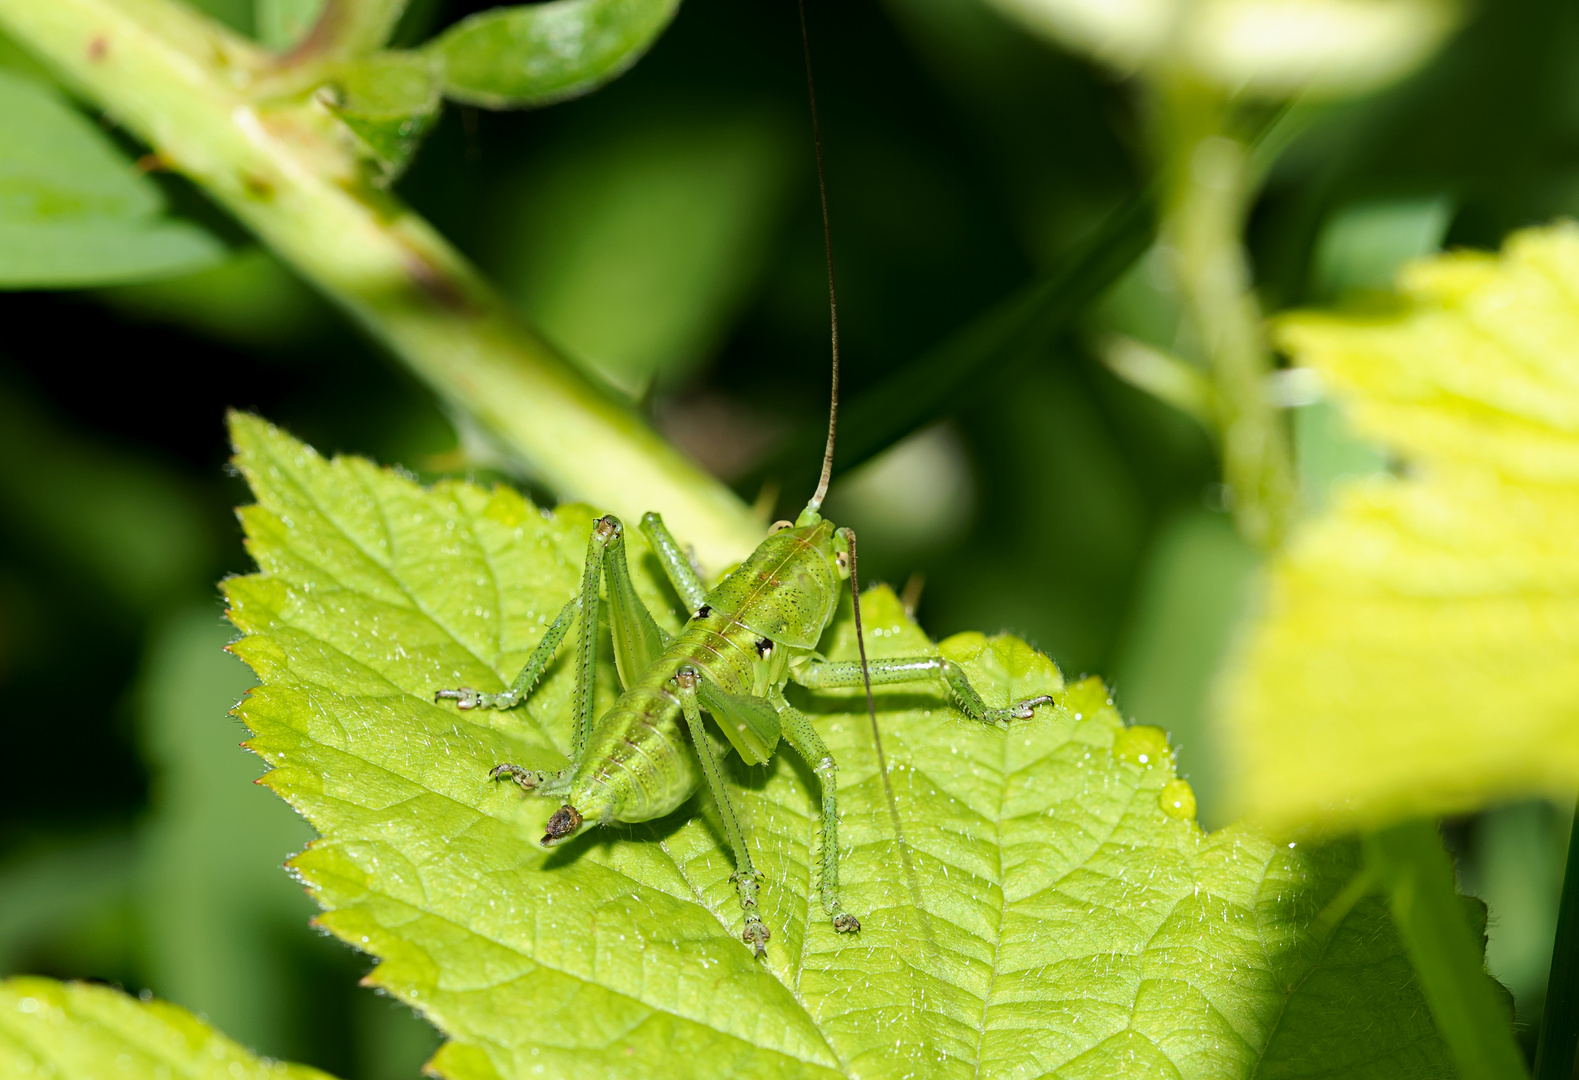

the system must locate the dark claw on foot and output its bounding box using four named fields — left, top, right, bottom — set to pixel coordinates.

left=742, top=921, right=771, bottom=957
left=832, top=912, right=860, bottom=933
